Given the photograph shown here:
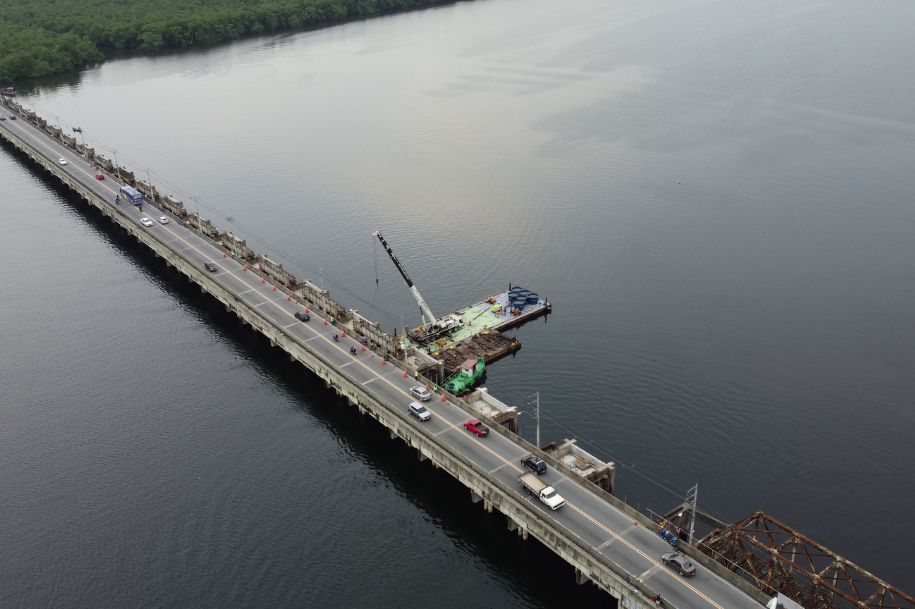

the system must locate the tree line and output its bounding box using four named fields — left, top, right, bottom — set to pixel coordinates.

left=0, top=0, right=454, bottom=83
